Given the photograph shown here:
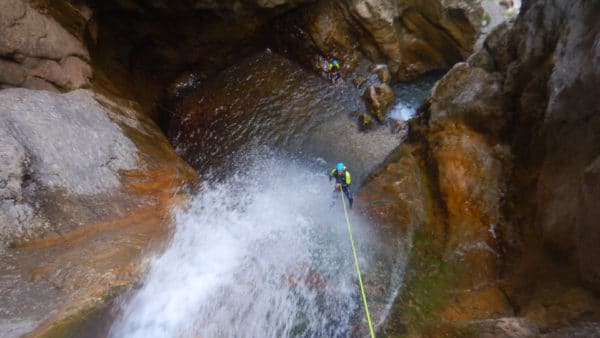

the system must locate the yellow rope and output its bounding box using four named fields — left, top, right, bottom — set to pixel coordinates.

left=339, top=188, right=375, bottom=338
